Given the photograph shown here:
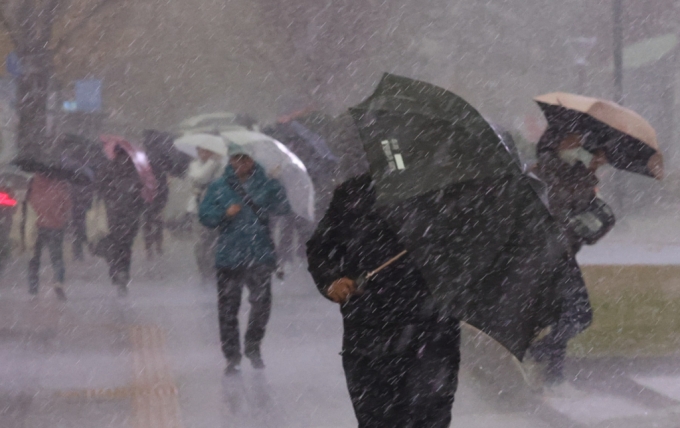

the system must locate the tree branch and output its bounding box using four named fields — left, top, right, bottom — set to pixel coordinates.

left=52, top=0, right=120, bottom=53
left=0, top=3, right=21, bottom=50
left=45, top=0, right=64, bottom=28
